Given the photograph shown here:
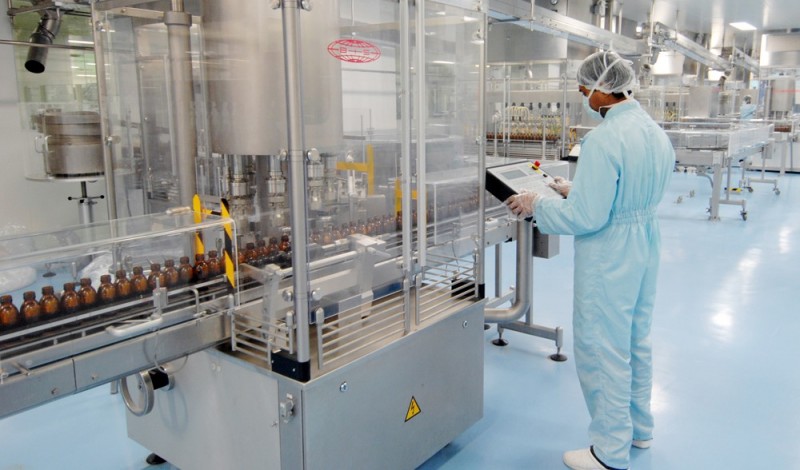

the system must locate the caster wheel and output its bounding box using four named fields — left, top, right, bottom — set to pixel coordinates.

left=676, top=196, right=683, bottom=204
left=748, top=187, right=754, bottom=193
left=741, top=211, right=748, bottom=221
left=775, top=189, right=781, bottom=195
